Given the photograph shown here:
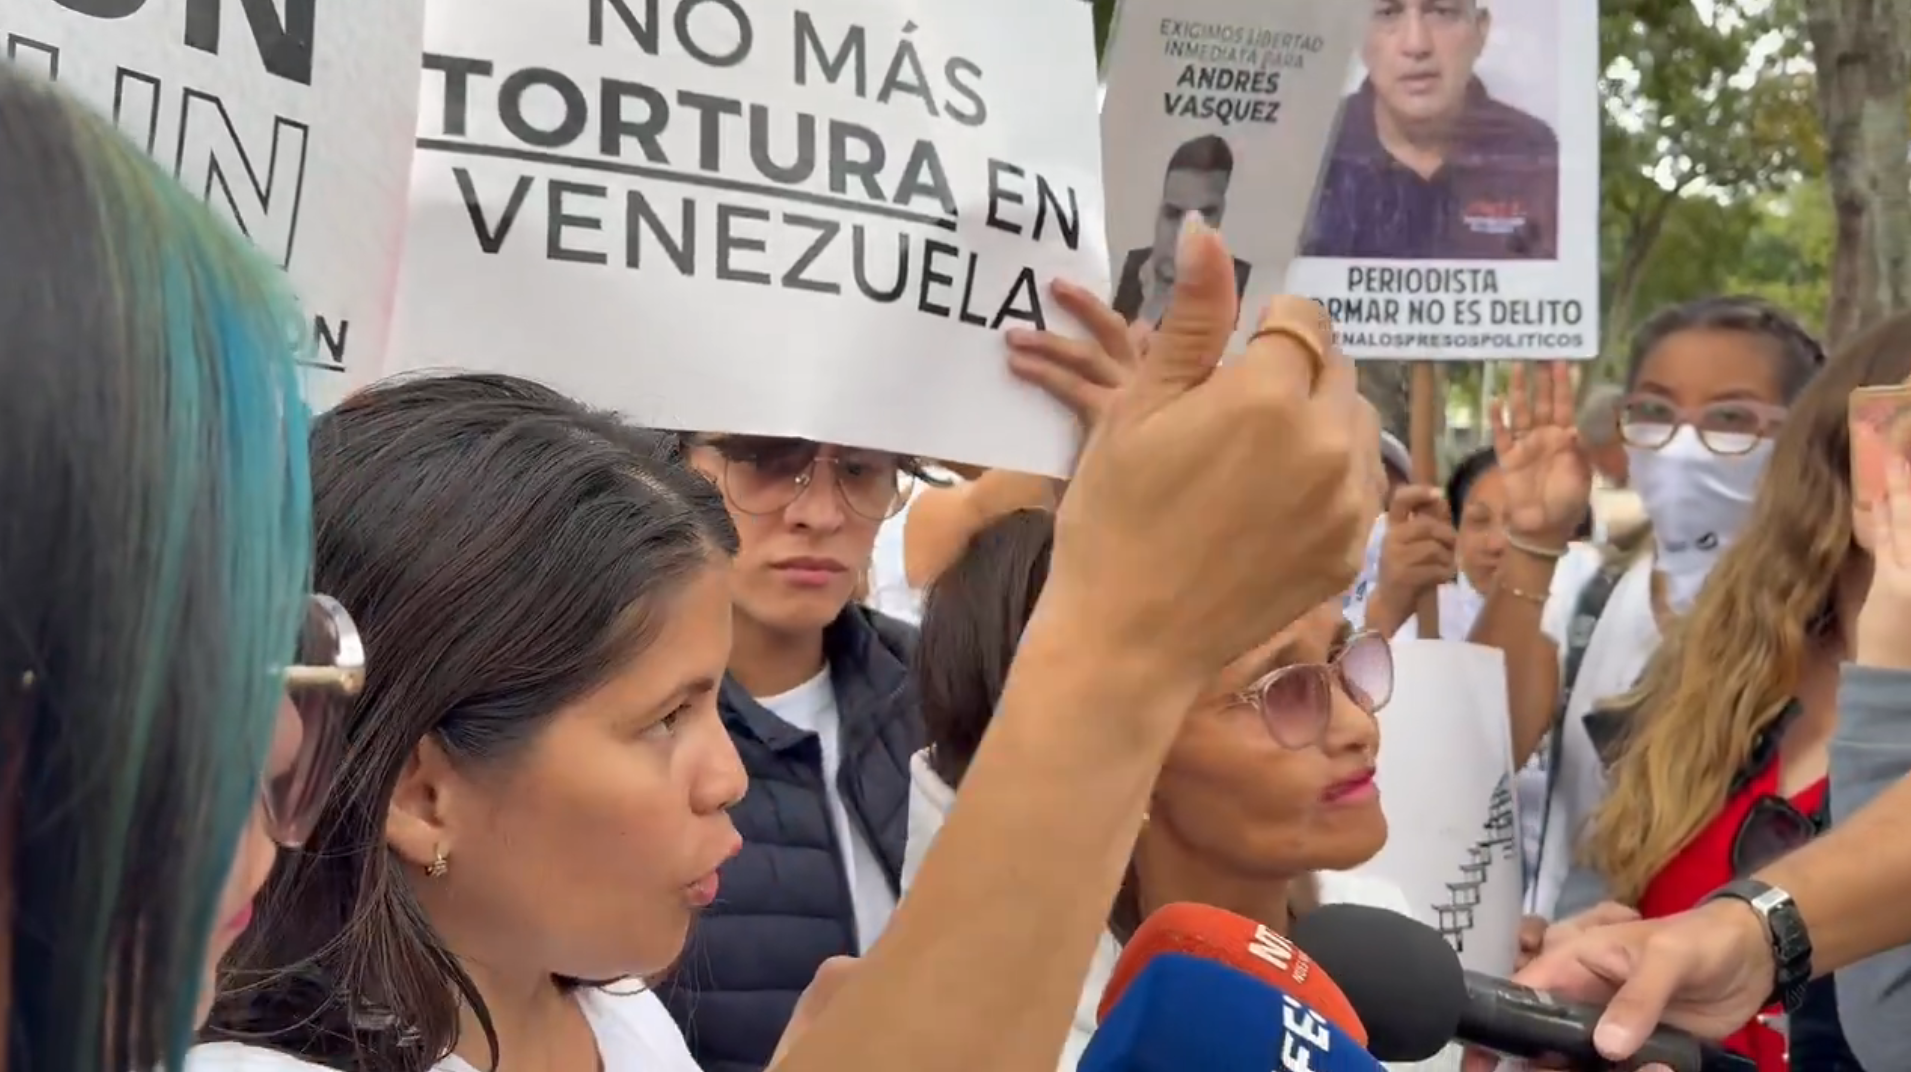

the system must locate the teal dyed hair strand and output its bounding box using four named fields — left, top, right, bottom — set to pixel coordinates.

left=1, top=68, right=313, bottom=1071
